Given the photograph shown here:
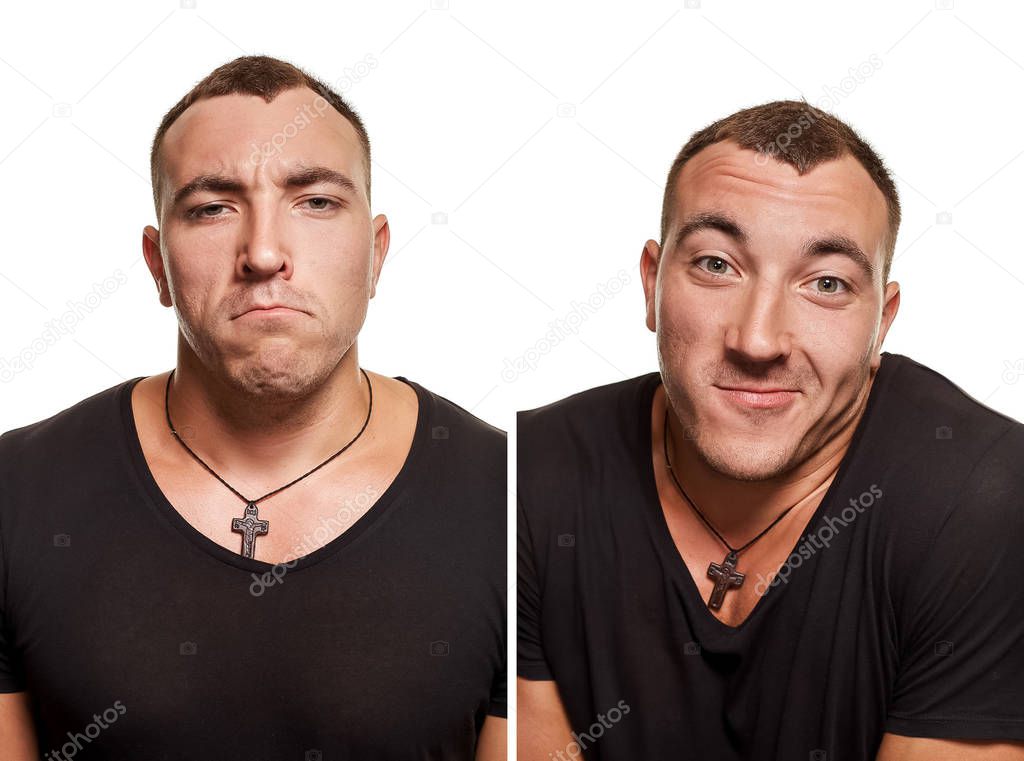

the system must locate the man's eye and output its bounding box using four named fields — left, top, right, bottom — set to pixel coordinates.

left=814, top=276, right=849, bottom=295
left=303, top=197, right=338, bottom=211
left=188, top=204, right=228, bottom=219
left=694, top=255, right=733, bottom=276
